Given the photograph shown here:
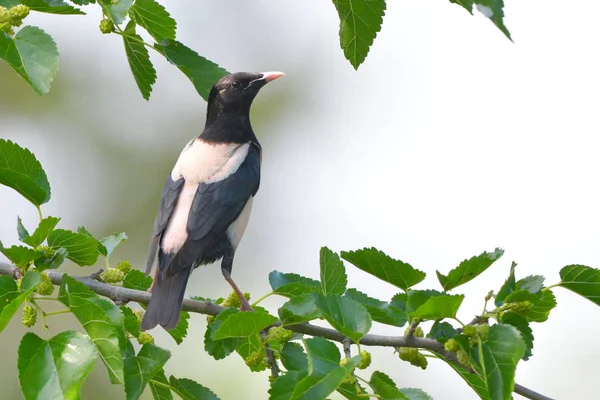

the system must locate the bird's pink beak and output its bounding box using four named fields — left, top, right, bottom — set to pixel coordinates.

left=261, top=71, right=285, bottom=82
